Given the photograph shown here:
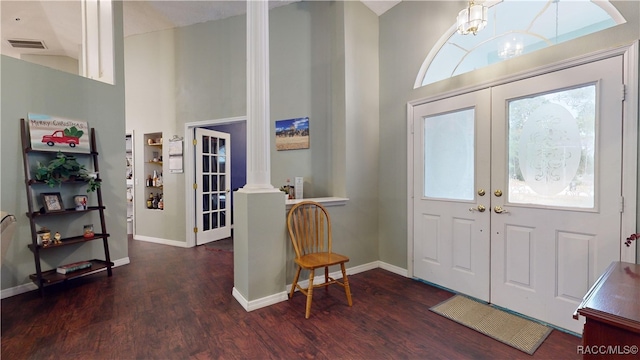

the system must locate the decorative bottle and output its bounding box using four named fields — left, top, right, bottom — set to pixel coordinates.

left=147, top=193, right=154, bottom=209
